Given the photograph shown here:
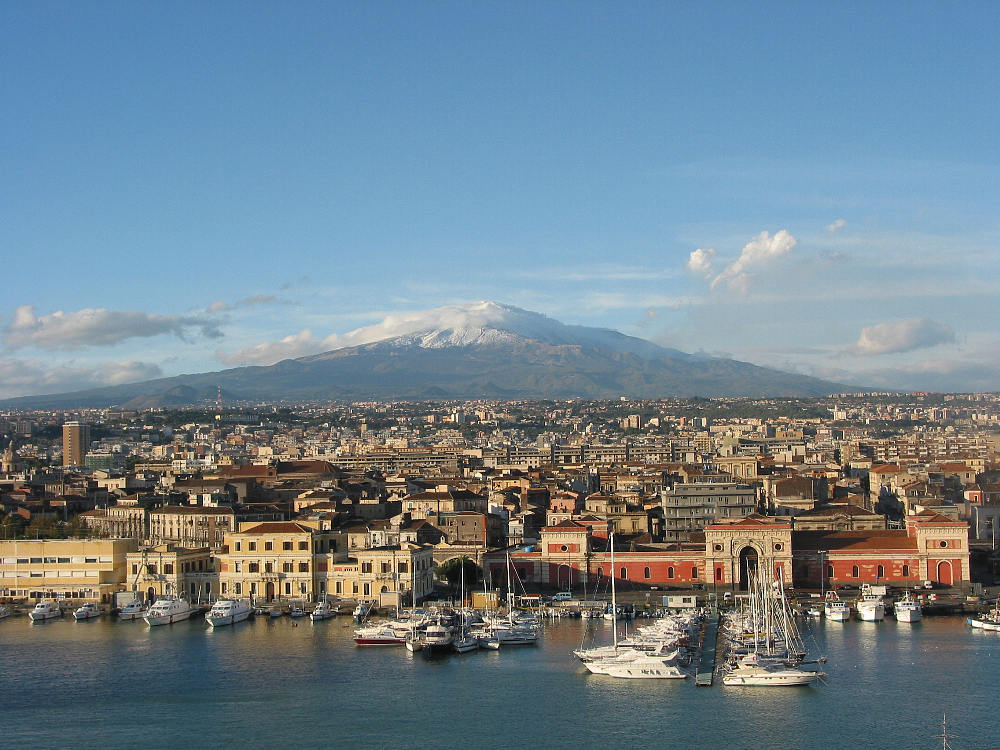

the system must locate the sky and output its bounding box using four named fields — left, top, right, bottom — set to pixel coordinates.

left=1, top=1, right=998, bottom=399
